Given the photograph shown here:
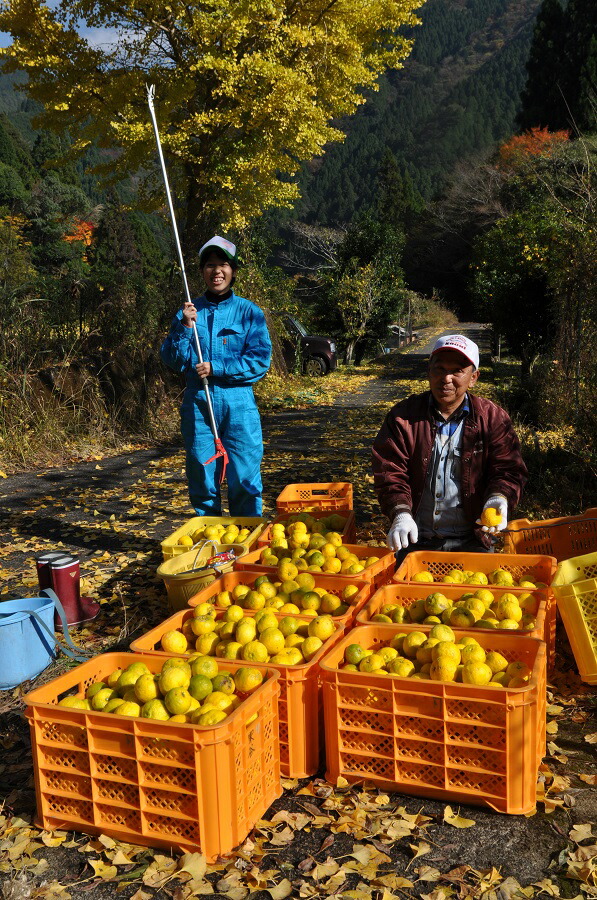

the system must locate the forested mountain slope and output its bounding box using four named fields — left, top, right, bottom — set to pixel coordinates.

left=298, top=0, right=543, bottom=225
